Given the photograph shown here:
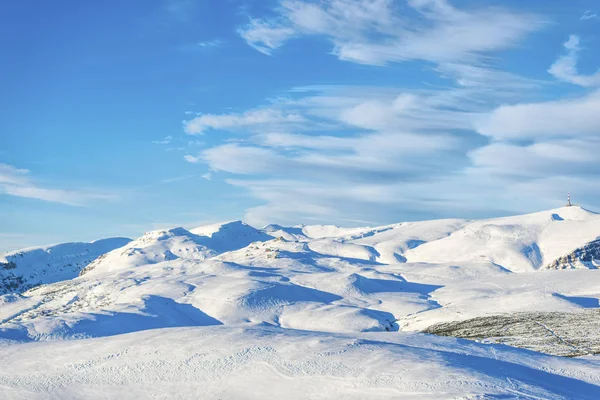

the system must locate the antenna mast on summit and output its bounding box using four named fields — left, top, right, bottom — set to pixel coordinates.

left=567, top=192, right=572, bottom=207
